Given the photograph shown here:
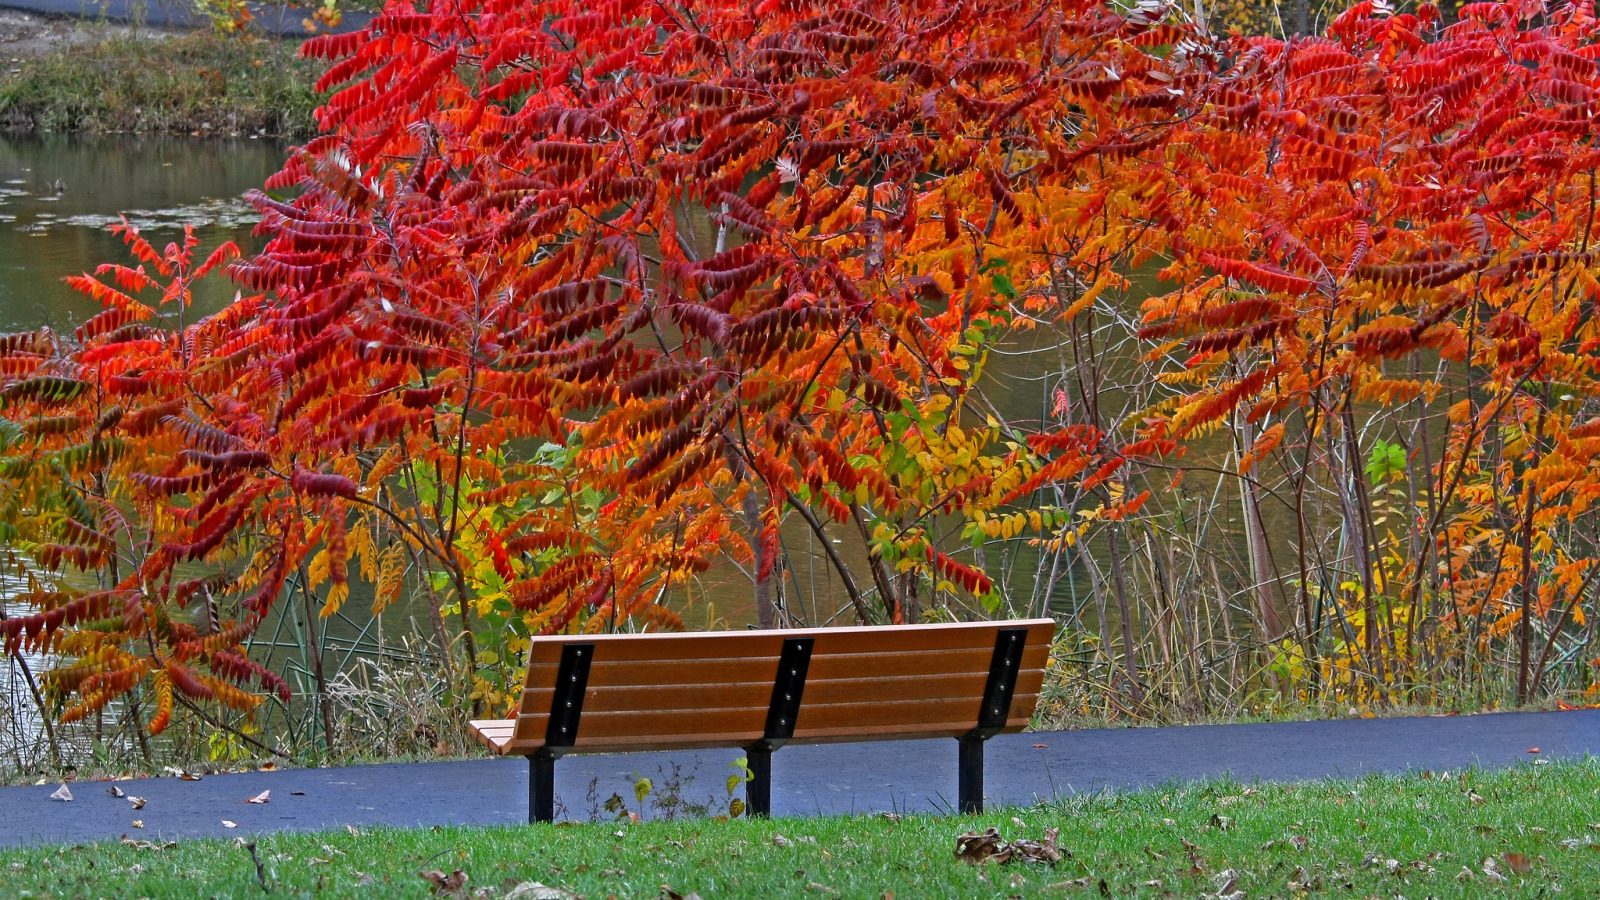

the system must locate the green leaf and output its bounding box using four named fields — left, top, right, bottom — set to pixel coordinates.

left=989, top=272, right=1018, bottom=300
left=1365, top=440, right=1407, bottom=484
